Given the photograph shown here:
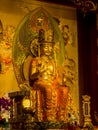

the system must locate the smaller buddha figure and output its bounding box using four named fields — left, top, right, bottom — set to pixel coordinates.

left=29, top=29, right=69, bottom=122
left=62, top=25, right=72, bottom=46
